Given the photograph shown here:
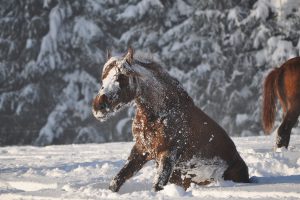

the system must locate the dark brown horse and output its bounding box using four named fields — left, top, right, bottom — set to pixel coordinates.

left=93, top=48, right=249, bottom=192
left=262, top=57, right=300, bottom=149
